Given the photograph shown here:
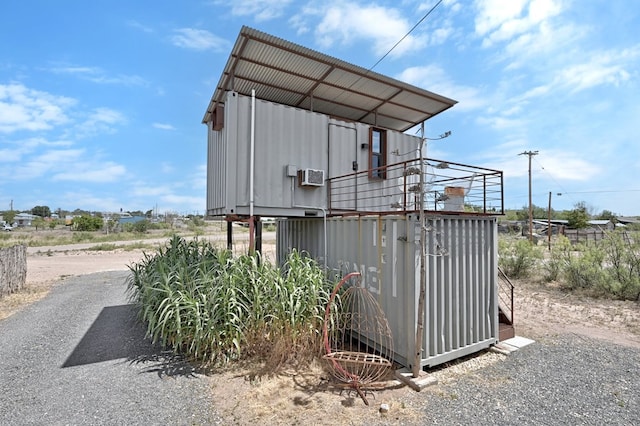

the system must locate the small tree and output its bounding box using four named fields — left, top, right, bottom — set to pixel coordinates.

left=32, top=216, right=46, bottom=230
left=596, top=209, right=617, bottom=222
left=566, top=202, right=590, bottom=229
left=2, top=210, right=16, bottom=225
left=32, top=205, right=51, bottom=218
